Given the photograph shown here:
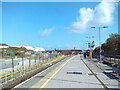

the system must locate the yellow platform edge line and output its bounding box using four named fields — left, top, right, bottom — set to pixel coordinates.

left=40, top=56, right=75, bottom=88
